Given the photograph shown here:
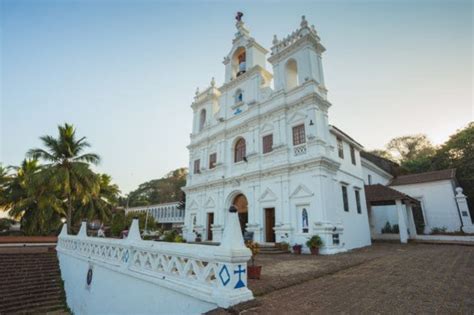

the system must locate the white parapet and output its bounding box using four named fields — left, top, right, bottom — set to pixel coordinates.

left=57, top=211, right=253, bottom=315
